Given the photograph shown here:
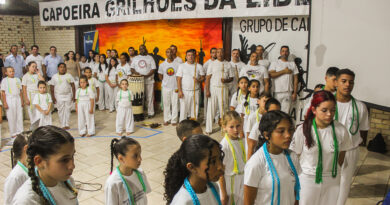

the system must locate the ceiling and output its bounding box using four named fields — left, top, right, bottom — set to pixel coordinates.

left=0, top=0, right=53, bottom=16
